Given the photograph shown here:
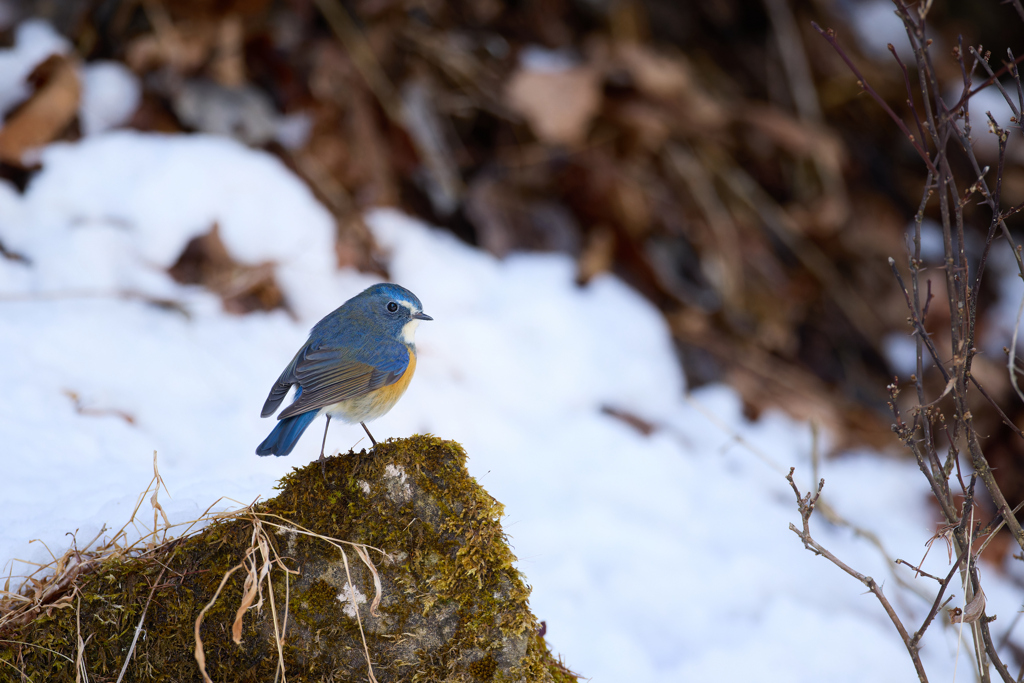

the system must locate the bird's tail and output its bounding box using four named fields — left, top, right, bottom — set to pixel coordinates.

left=256, top=410, right=318, bottom=456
